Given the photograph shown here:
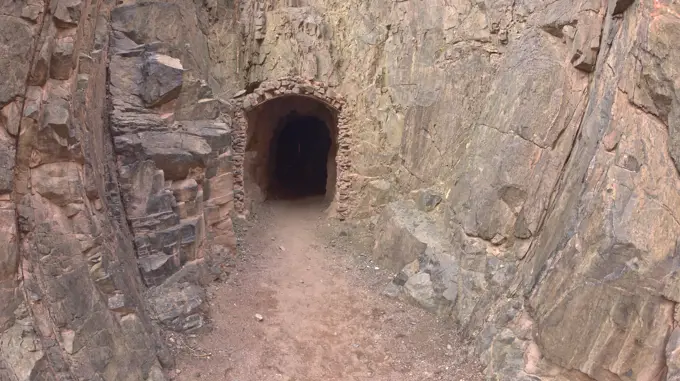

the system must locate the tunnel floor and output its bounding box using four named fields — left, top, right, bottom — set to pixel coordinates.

left=267, top=113, right=332, bottom=200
